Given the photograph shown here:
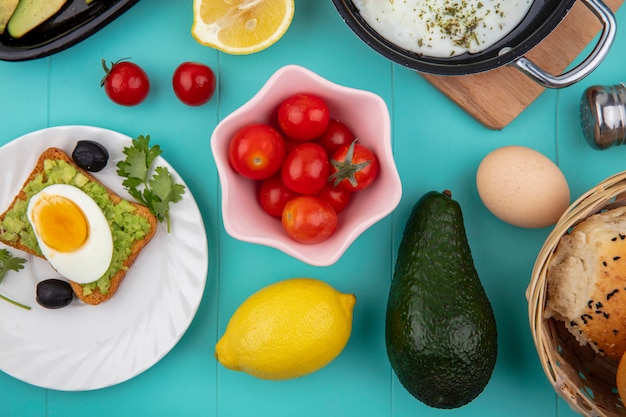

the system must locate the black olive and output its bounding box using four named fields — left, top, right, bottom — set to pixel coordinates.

left=72, top=140, right=109, bottom=172
left=36, top=279, right=73, bottom=309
